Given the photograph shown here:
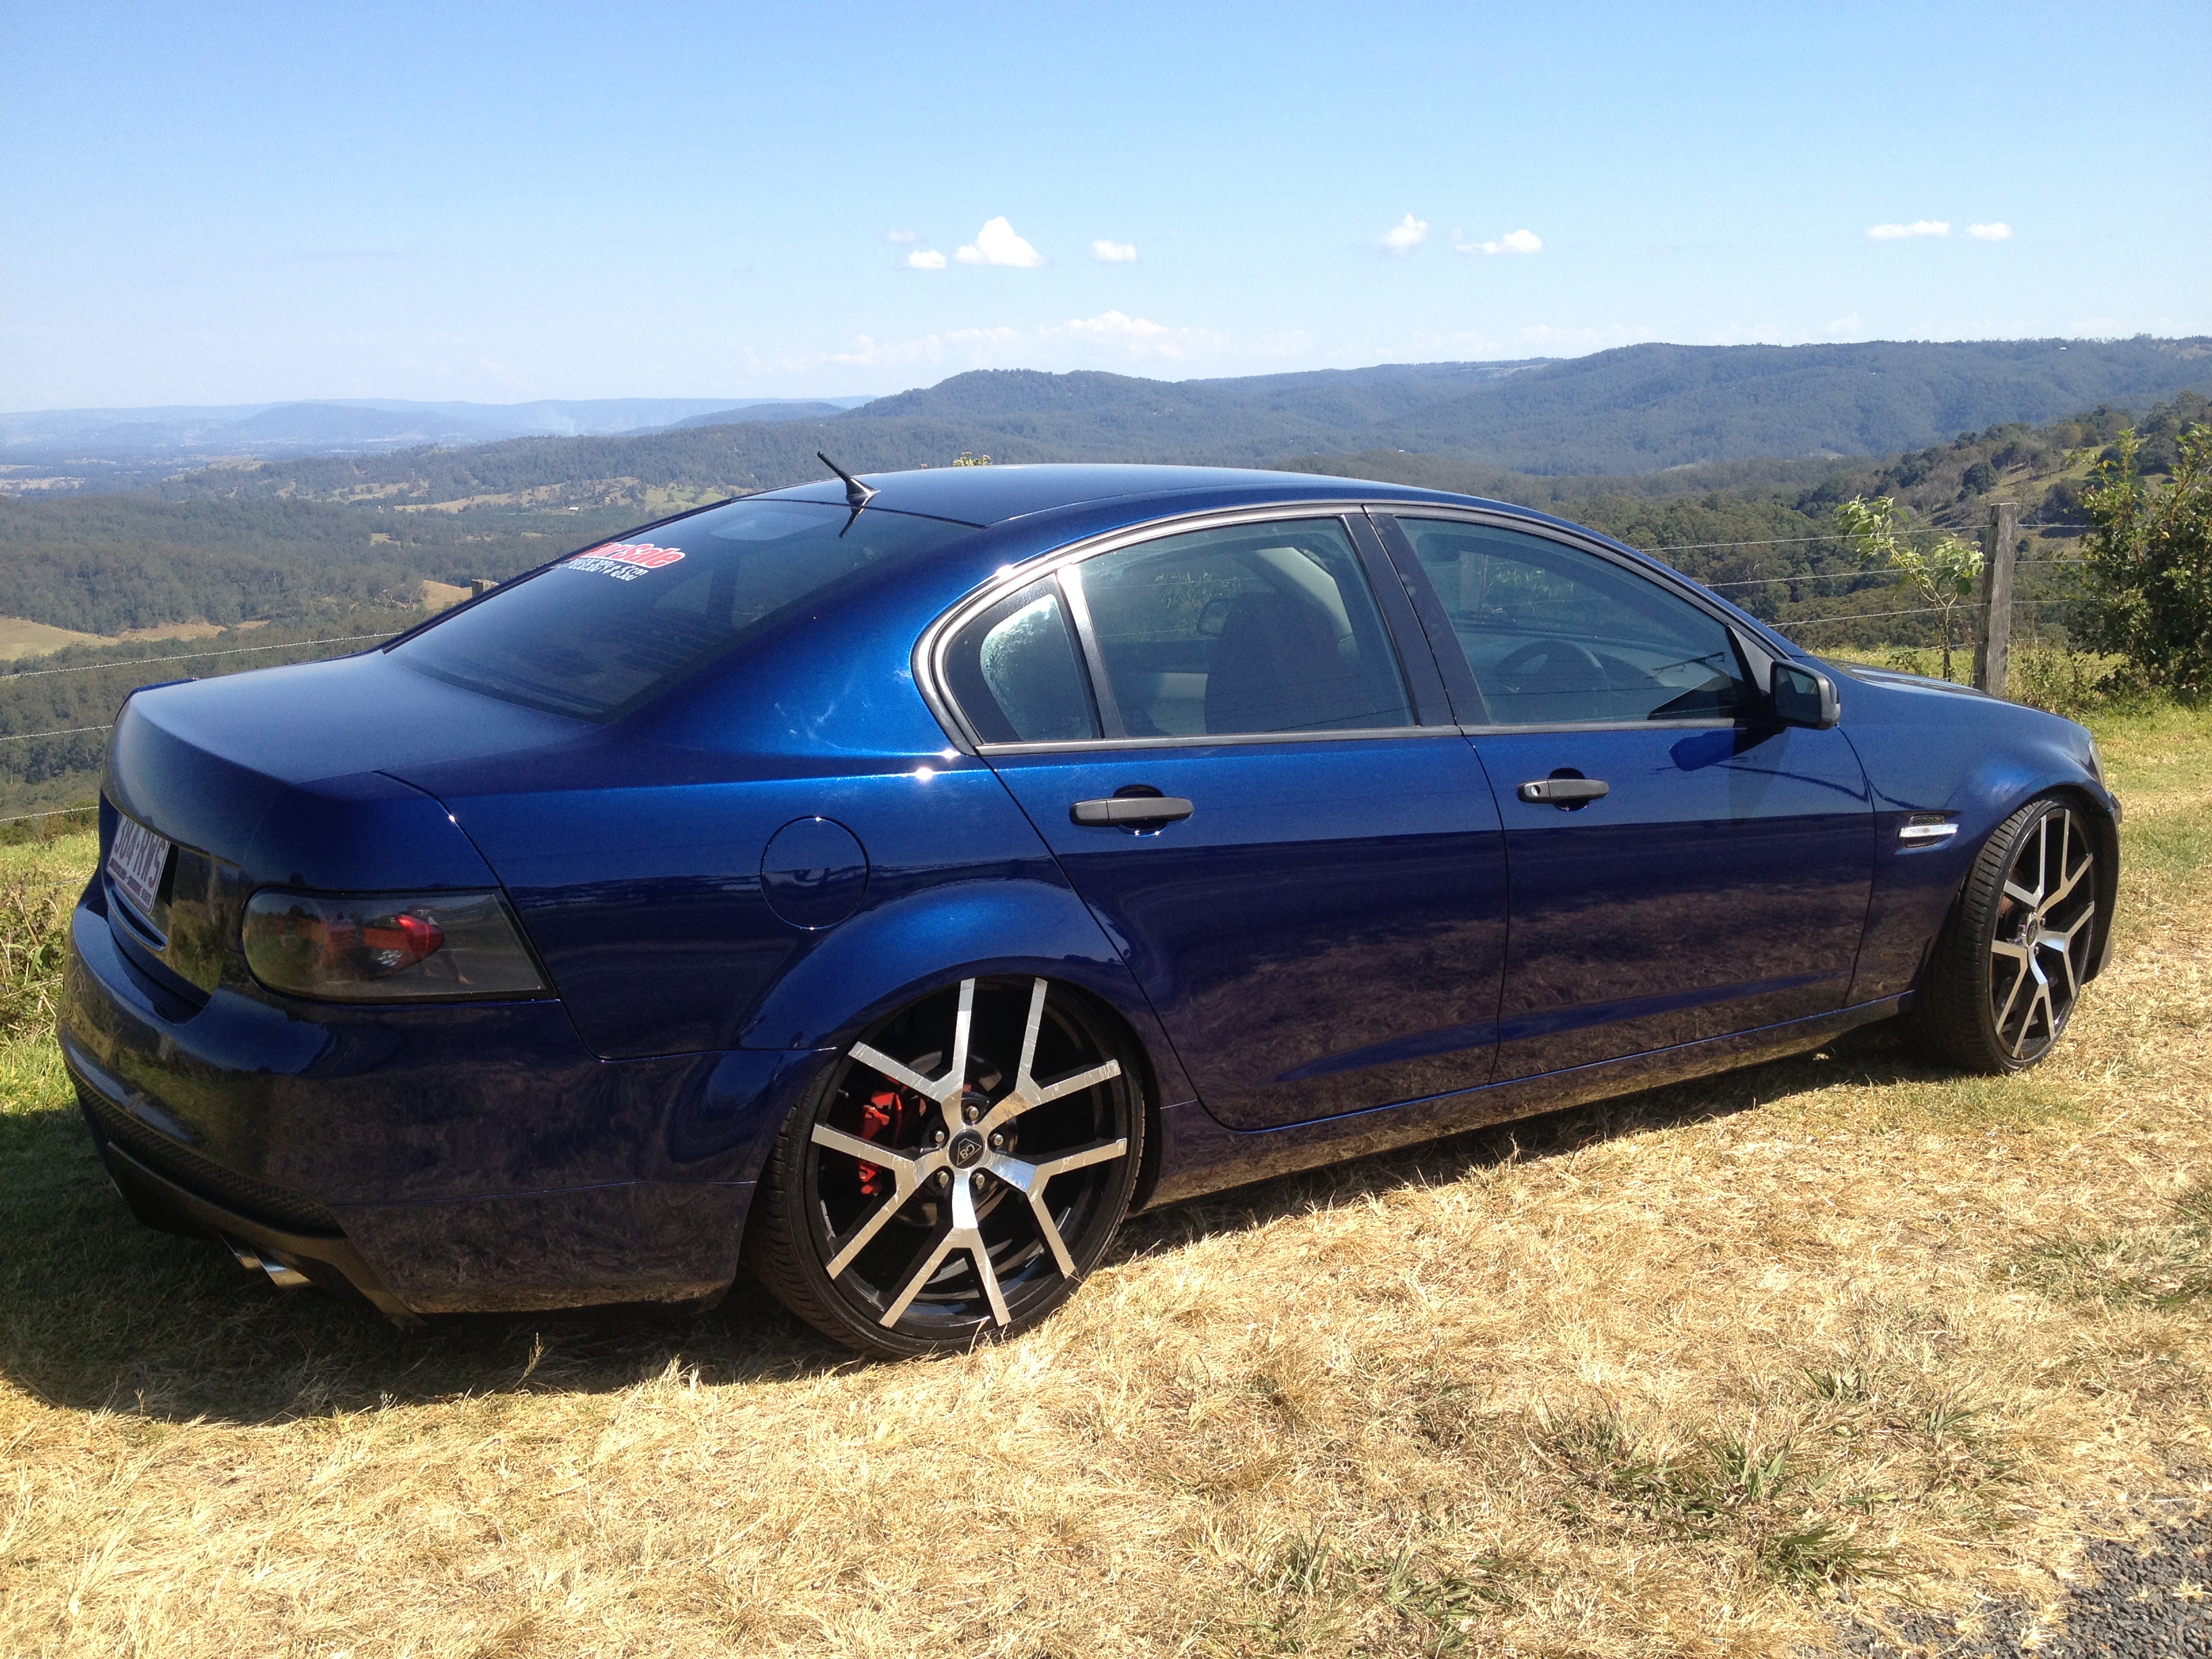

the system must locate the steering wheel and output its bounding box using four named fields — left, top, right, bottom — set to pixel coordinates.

left=1494, top=638, right=1612, bottom=703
